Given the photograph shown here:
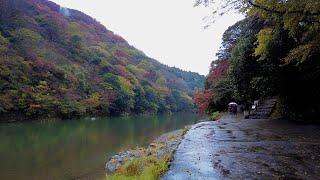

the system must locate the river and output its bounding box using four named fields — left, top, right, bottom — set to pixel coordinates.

left=0, top=113, right=199, bottom=180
